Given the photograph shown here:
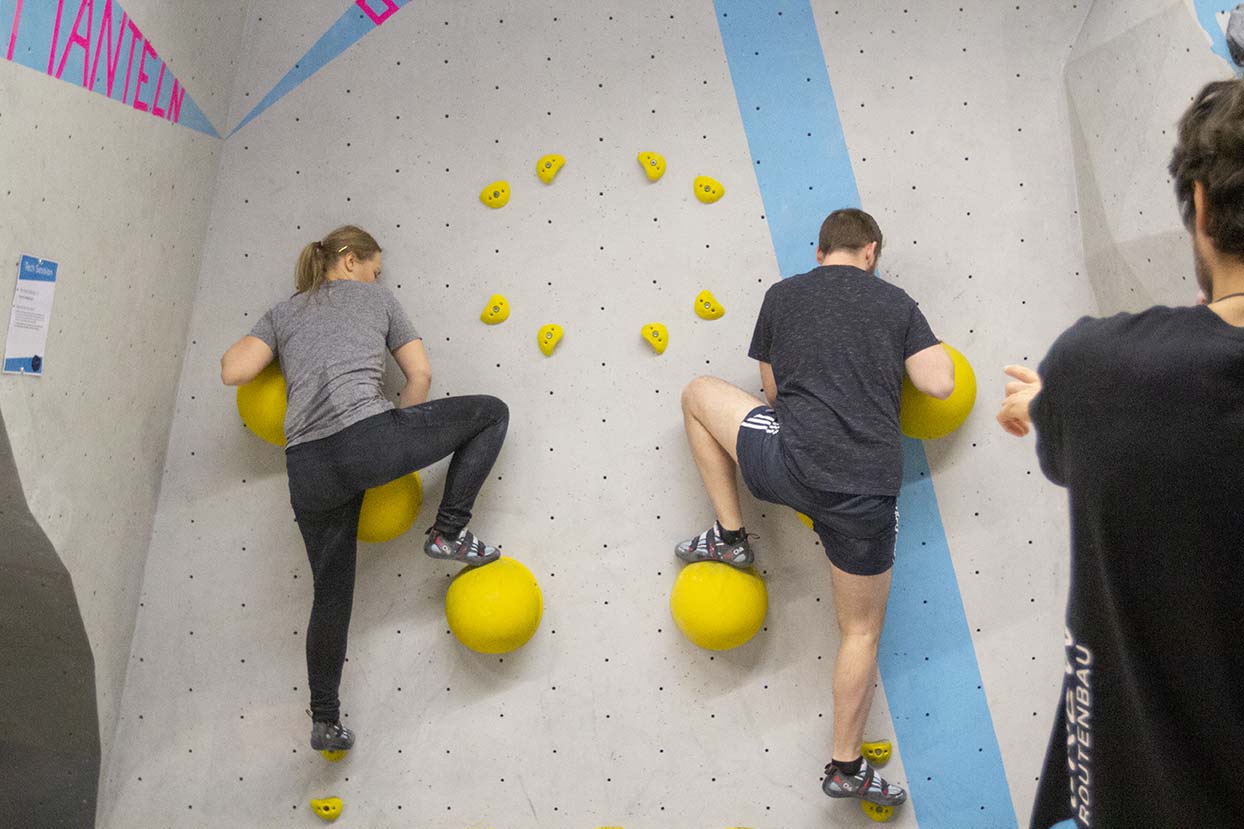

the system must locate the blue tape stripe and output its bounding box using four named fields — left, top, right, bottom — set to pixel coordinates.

left=230, top=0, right=412, bottom=136
left=1192, top=1, right=1242, bottom=75
left=713, top=3, right=1016, bottom=827
left=0, top=0, right=219, bottom=137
